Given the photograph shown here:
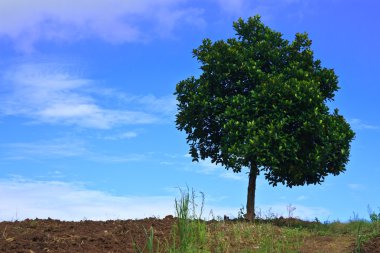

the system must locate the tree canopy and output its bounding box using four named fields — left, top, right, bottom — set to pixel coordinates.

left=175, top=16, right=355, bottom=220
